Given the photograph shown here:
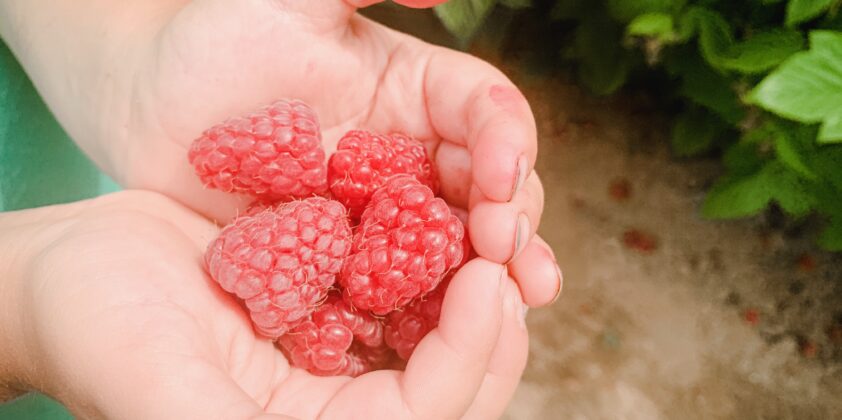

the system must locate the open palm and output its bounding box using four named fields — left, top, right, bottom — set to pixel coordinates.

left=26, top=191, right=526, bottom=419
left=92, top=1, right=546, bottom=275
